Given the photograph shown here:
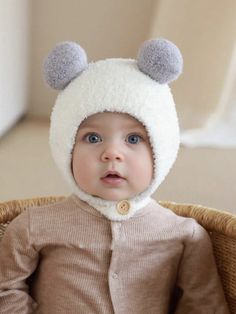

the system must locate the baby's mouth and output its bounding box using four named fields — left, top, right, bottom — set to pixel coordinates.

left=101, top=171, right=125, bottom=185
